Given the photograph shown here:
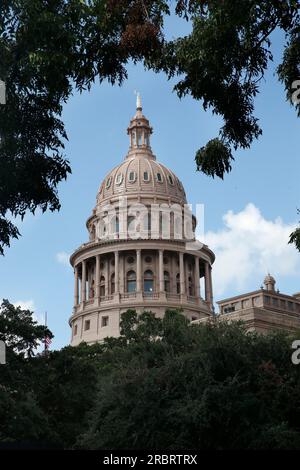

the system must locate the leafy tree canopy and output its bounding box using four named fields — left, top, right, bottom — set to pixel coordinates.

left=1, top=1, right=300, bottom=252
left=77, top=309, right=300, bottom=450
left=1, top=306, right=300, bottom=449
left=0, top=299, right=52, bottom=357
left=0, top=300, right=53, bottom=444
